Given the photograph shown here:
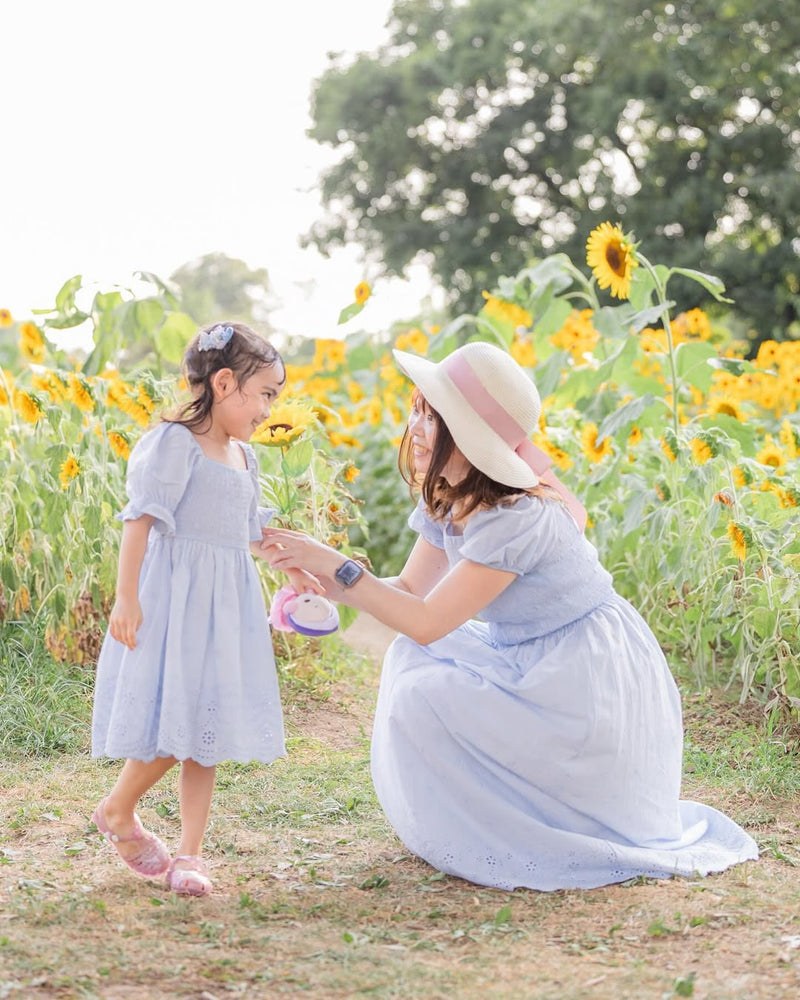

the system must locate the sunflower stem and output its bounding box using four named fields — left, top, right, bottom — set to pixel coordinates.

left=639, top=254, right=680, bottom=442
